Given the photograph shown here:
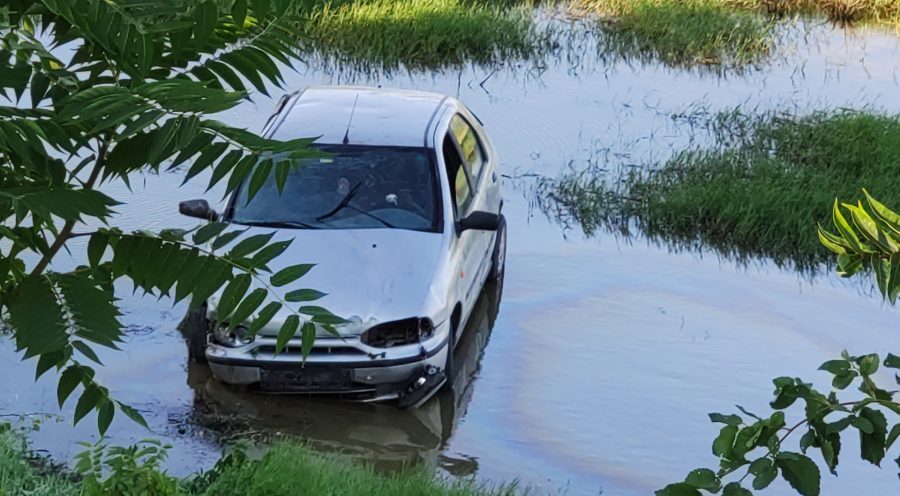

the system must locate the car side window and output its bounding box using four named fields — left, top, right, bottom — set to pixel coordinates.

left=442, top=135, right=472, bottom=218
left=449, top=115, right=485, bottom=184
